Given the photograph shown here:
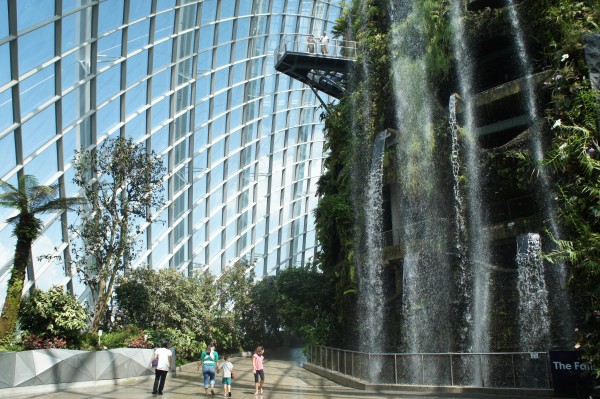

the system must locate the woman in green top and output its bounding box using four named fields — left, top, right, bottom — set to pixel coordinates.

left=197, top=344, right=219, bottom=395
